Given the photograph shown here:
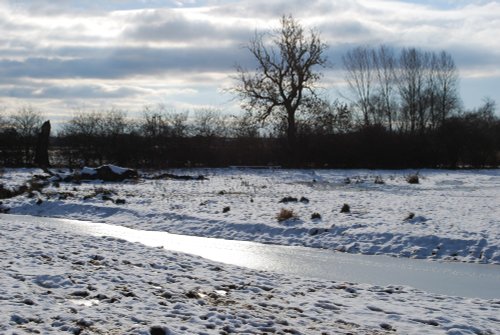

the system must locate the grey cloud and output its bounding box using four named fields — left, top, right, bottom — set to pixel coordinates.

left=0, top=46, right=252, bottom=80
left=9, top=0, right=108, bottom=17
left=35, top=85, right=142, bottom=99
left=444, top=45, right=500, bottom=71
left=210, top=0, right=361, bottom=19
left=0, top=84, right=142, bottom=100
left=123, top=9, right=251, bottom=43
left=319, top=20, right=374, bottom=41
